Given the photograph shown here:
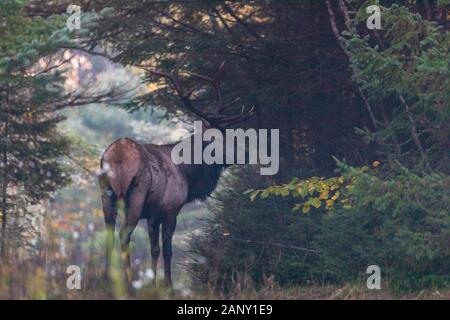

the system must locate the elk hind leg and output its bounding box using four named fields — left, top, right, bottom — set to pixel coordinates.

left=147, top=216, right=161, bottom=287
left=120, top=189, right=145, bottom=283
left=162, top=214, right=177, bottom=287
